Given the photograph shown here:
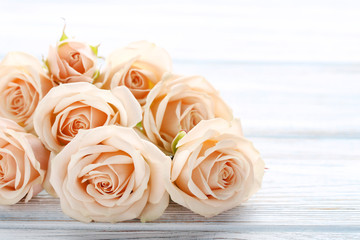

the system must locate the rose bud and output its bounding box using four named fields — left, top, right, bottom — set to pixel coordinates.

left=46, top=30, right=99, bottom=84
